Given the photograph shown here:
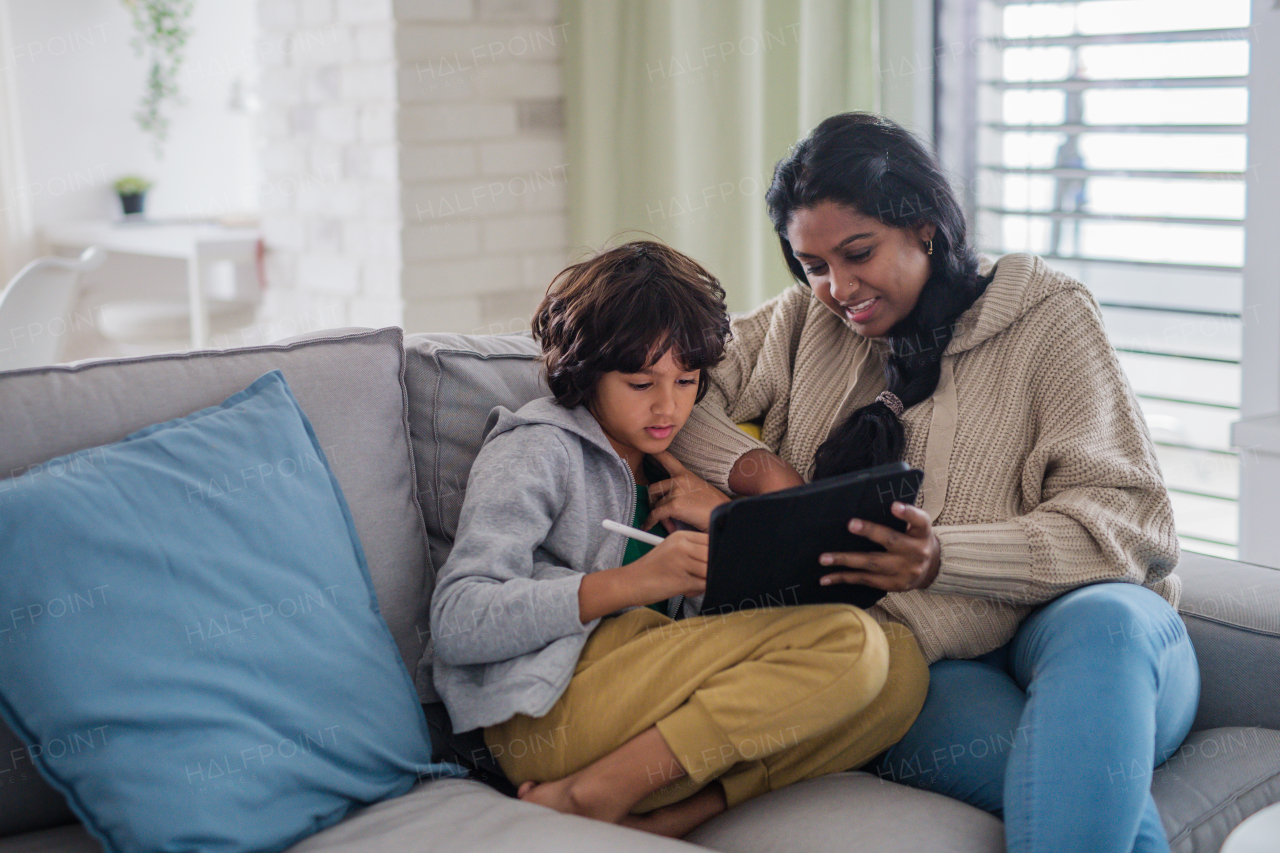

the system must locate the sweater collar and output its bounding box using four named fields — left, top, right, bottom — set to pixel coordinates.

left=931, top=253, right=1079, bottom=521
left=848, top=253, right=1076, bottom=360
left=945, top=252, right=1079, bottom=356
